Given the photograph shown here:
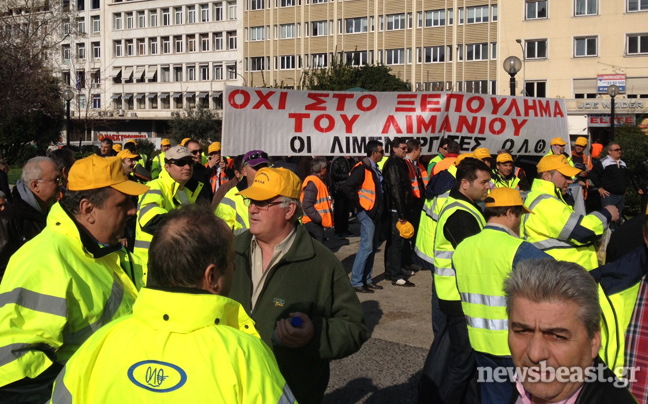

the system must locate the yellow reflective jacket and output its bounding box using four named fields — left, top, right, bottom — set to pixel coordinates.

left=215, top=183, right=249, bottom=235
left=0, top=203, right=139, bottom=387
left=134, top=171, right=203, bottom=286
left=50, top=288, right=295, bottom=404
left=150, top=152, right=166, bottom=180
left=520, top=178, right=609, bottom=270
